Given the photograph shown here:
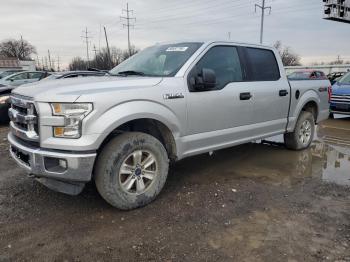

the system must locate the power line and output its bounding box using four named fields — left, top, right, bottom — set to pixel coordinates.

left=81, top=27, right=92, bottom=67
left=121, top=3, right=136, bottom=56
left=255, top=0, right=271, bottom=44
